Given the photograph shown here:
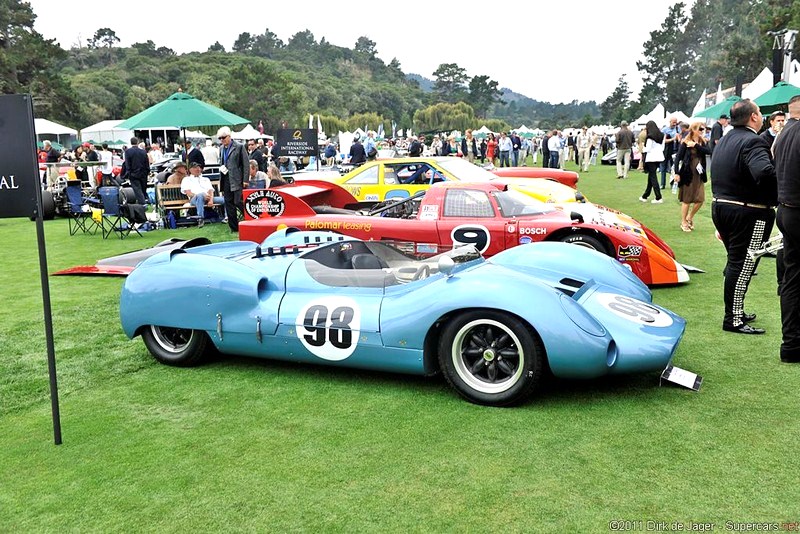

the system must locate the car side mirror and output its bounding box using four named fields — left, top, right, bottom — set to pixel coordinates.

left=438, top=255, right=455, bottom=277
